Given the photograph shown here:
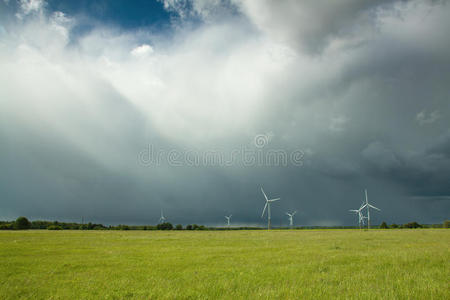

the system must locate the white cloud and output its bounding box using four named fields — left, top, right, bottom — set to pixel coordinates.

left=231, top=0, right=392, bottom=54
left=16, top=0, right=45, bottom=19
left=161, top=0, right=234, bottom=21
left=416, top=110, right=441, bottom=126
left=1, top=0, right=448, bottom=150
left=329, top=115, right=349, bottom=132
left=0, top=1, right=447, bottom=155
left=130, top=44, right=154, bottom=58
